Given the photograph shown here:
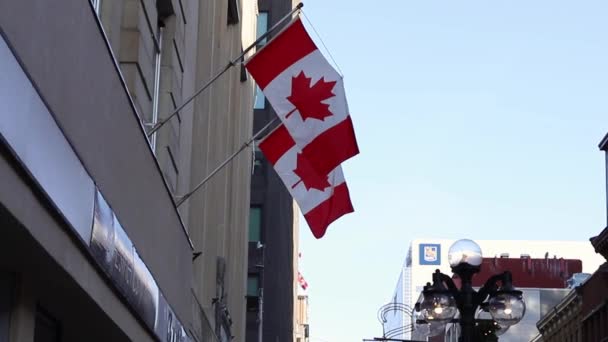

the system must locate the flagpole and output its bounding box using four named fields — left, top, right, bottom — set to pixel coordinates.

left=147, top=3, right=303, bottom=137
left=175, top=116, right=279, bottom=207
